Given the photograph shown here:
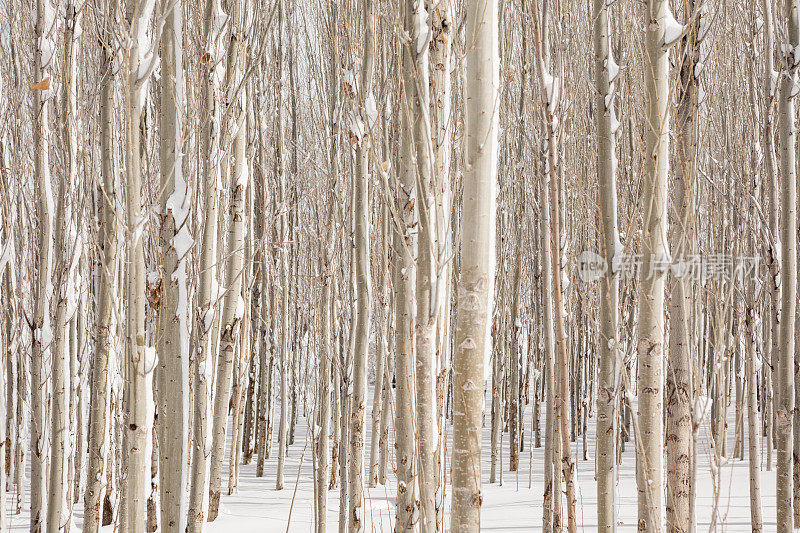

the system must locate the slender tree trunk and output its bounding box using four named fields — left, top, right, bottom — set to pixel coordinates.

left=48, top=3, right=81, bottom=530
left=450, top=0, right=498, bottom=527
left=187, top=0, right=224, bottom=529
left=431, top=1, right=453, bottom=520
left=541, top=178, right=556, bottom=533
left=124, top=2, right=161, bottom=531
left=636, top=0, right=671, bottom=529
left=347, top=2, right=374, bottom=528
left=745, top=304, right=763, bottom=532
left=395, top=37, right=418, bottom=528
left=275, top=0, right=289, bottom=491
left=592, top=0, right=619, bottom=528
left=208, top=1, right=246, bottom=515
left=776, top=3, right=798, bottom=529
left=83, top=79, right=120, bottom=520
left=31, top=1, right=56, bottom=529
left=666, top=5, right=701, bottom=532
left=532, top=5, right=576, bottom=530
left=156, top=2, right=189, bottom=530
left=368, top=202, right=388, bottom=488
left=405, top=0, right=438, bottom=528
left=763, top=0, right=779, bottom=476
